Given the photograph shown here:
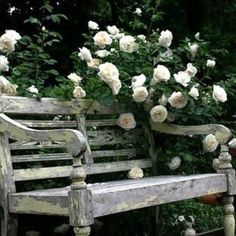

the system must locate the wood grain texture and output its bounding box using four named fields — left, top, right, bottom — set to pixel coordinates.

left=0, top=113, right=86, bottom=157
left=13, top=159, right=152, bottom=181
left=9, top=174, right=227, bottom=217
